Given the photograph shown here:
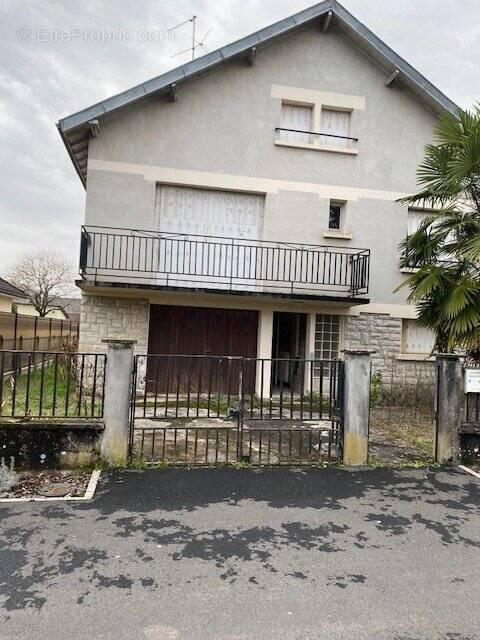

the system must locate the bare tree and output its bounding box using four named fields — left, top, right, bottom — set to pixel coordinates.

left=8, top=248, right=76, bottom=317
